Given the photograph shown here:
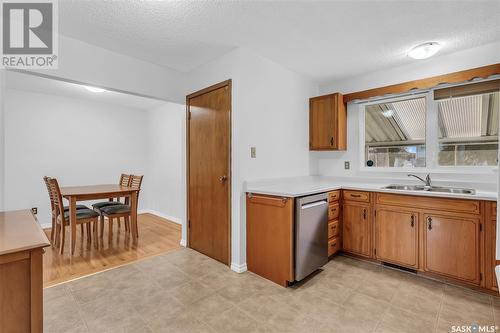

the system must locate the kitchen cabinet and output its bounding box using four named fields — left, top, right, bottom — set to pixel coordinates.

left=485, top=201, right=498, bottom=291
left=375, top=208, right=418, bottom=268
left=328, top=191, right=341, bottom=257
left=423, top=213, right=480, bottom=284
left=309, top=93, right=346, bottom=151
left=342, top=203, right=371, bottom=257
left=246, top=194, right=294, bottom=286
